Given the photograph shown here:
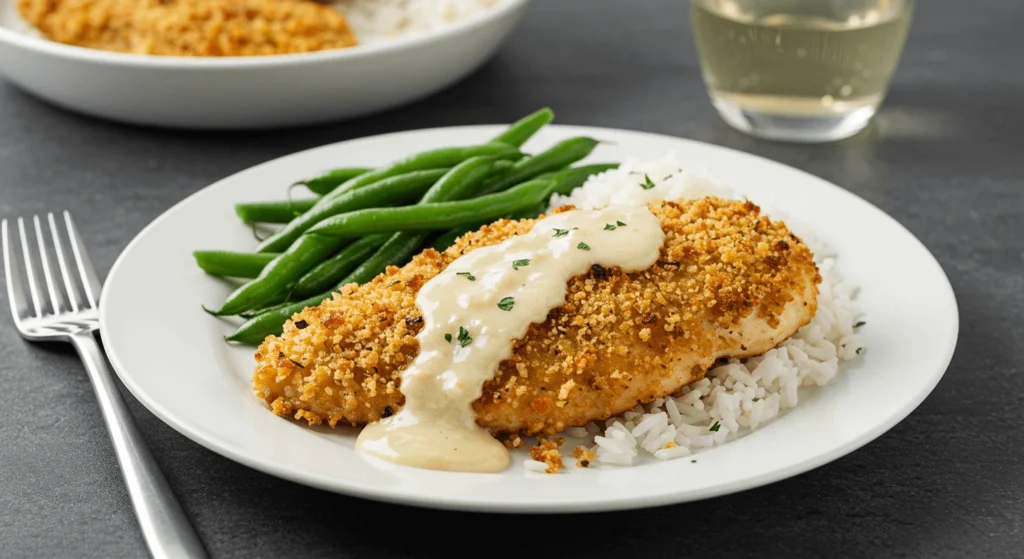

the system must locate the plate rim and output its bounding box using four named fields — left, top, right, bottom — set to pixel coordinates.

left=0, top=0, right=529, bottom=68
left=99, top=124, right=960, bottom=513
